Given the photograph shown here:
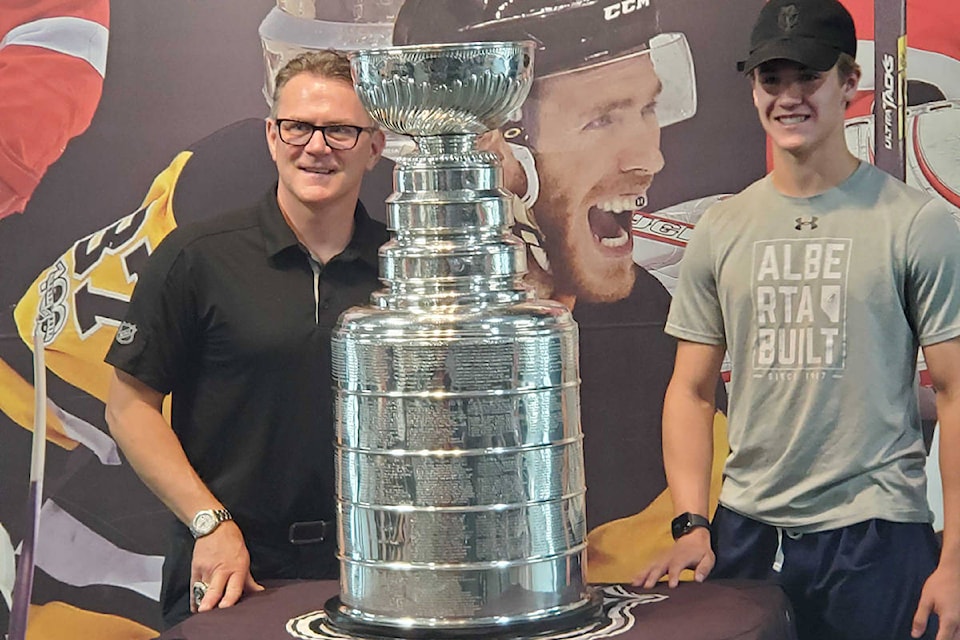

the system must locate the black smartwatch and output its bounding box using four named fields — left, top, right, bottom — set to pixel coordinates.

left=671, top=512, right=711, bottom=540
